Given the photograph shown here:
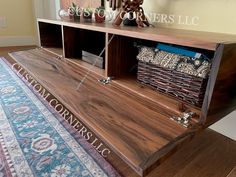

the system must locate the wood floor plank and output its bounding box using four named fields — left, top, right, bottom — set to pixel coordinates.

left=227, top=167, right=236, bottom=177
